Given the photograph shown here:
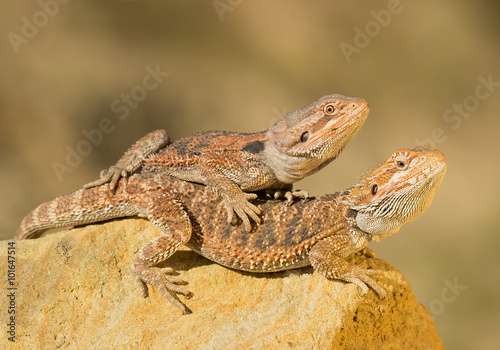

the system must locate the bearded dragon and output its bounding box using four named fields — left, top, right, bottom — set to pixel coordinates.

left=84, top=94, right=369, bottom=230
left=16, top=146, right=446, bottom=314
